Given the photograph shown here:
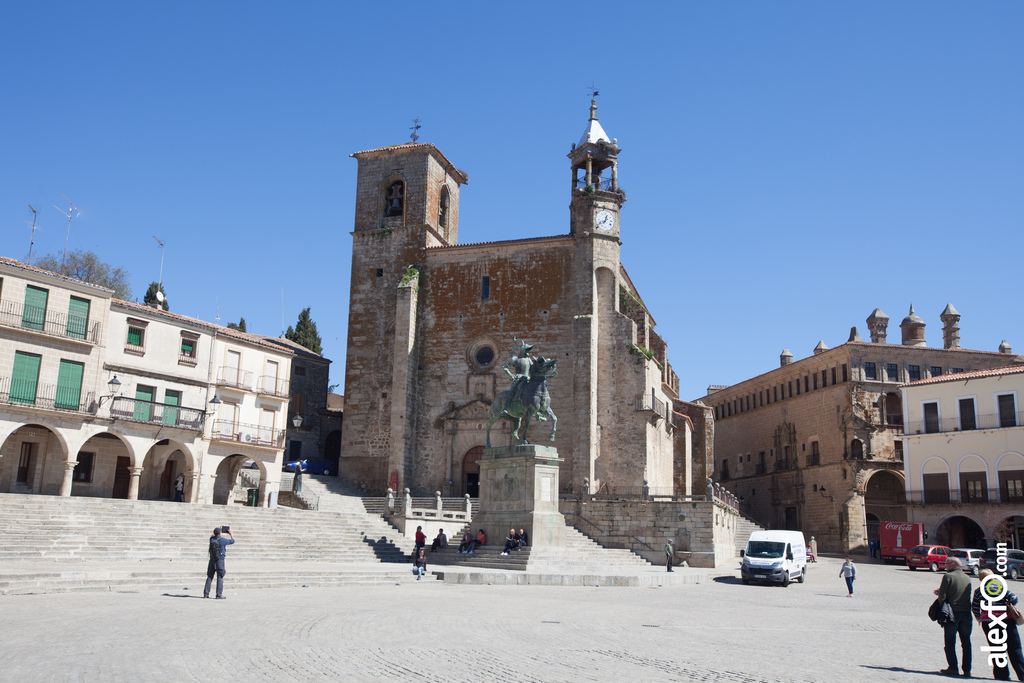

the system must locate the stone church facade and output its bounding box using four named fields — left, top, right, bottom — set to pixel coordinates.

left=340, top=103, right=709, bottom=497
